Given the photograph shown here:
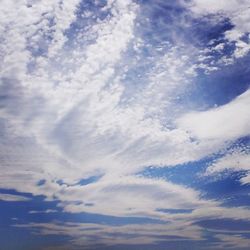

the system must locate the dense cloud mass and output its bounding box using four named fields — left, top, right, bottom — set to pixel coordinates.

left=0, top=1, right=250, bottom=249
